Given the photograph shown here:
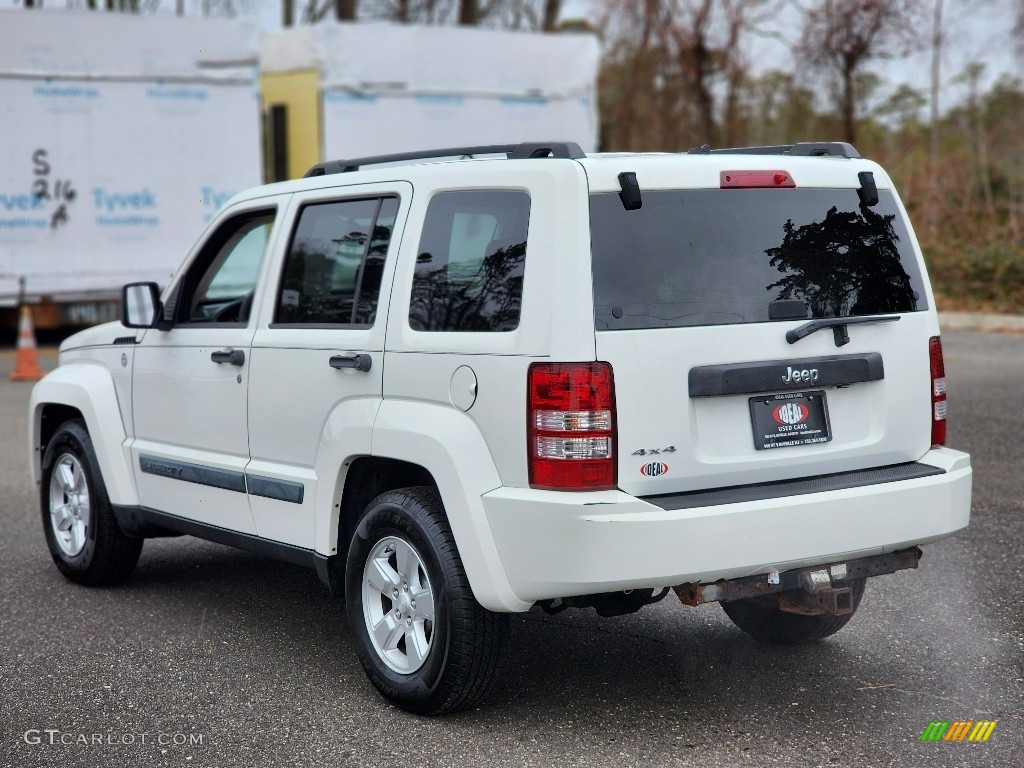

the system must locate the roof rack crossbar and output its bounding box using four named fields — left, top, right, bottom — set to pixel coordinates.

left=687, top=141, right=860, bottom=159
left=304, top=141, right=585, bottom=177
